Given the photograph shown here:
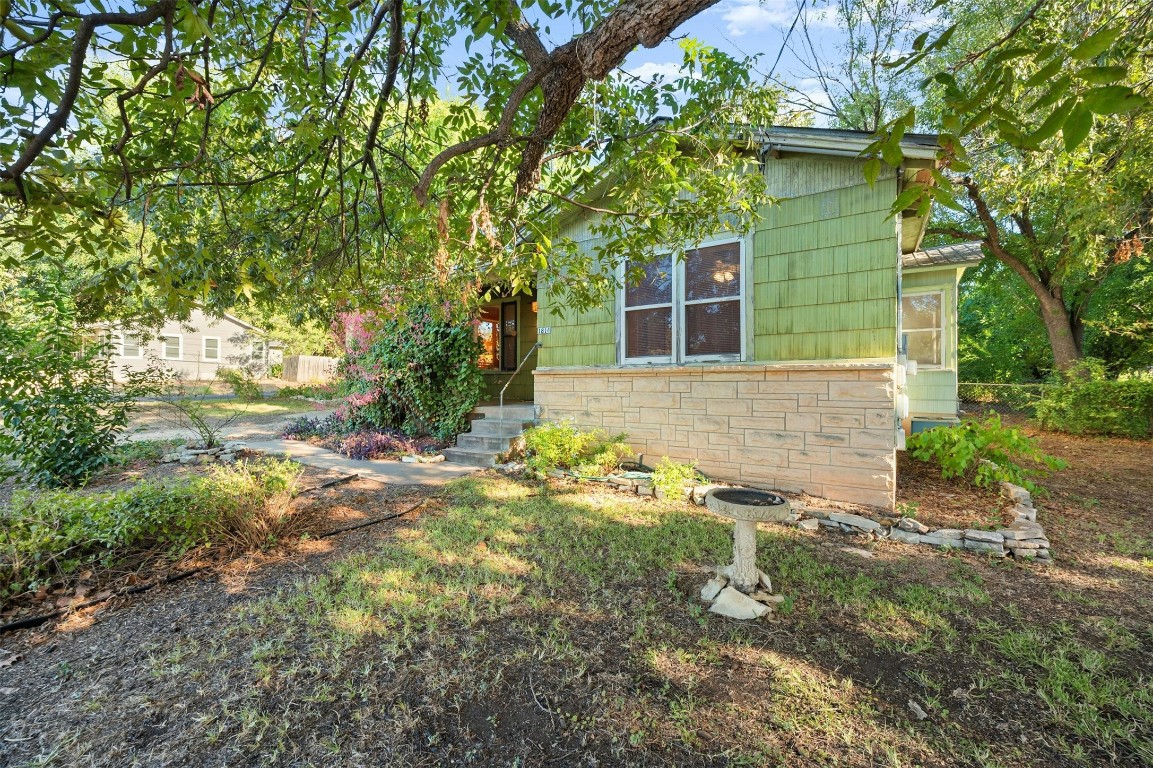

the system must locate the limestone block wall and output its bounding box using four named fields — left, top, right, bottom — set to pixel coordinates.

left=533, top=362, right=898, bottom=509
